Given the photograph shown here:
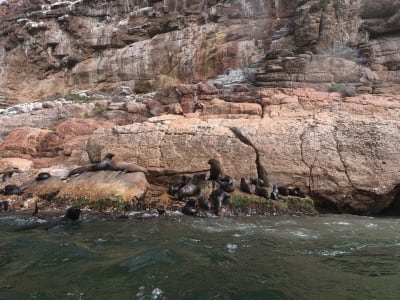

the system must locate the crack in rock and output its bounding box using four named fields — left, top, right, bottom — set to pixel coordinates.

left=333, top=125, right=354, bottom=188
left=229, top=127, right=269, bottom=185
left=299, top=126, right=315, bottom=194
